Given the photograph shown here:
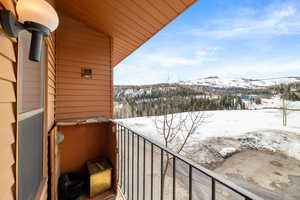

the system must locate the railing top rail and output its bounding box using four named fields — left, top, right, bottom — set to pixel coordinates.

left=114, top=120, right=264, bottom=200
